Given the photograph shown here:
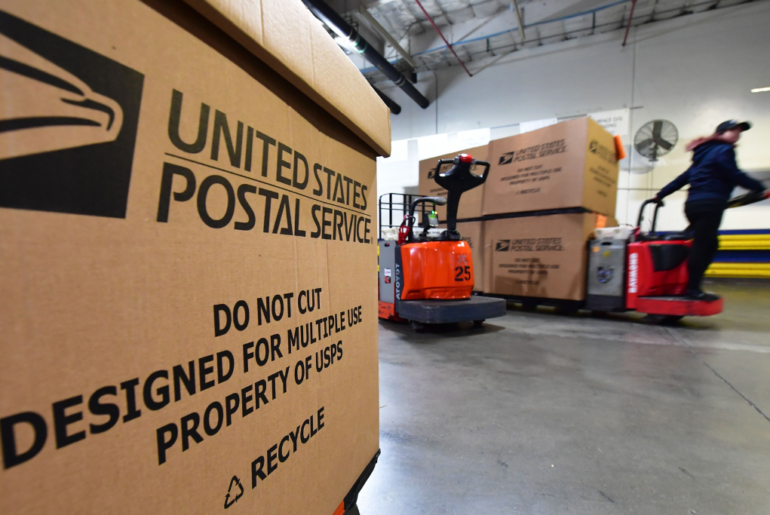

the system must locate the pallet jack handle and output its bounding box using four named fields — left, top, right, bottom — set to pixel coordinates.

left=727, top=189, right=770, bottom=208
left=434, top=154, right=491, bottom=239
left=398, top=196, right=447, bottom=244
left=409, top=196, right=447, bottom=219
left=637, top=189, right=769, bottom=234
left=636, top=197, right=663, bottom=233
